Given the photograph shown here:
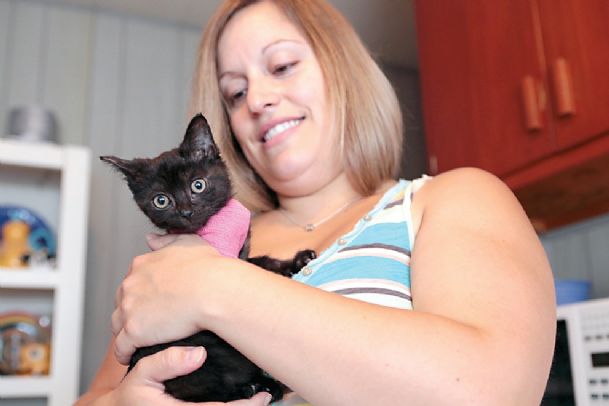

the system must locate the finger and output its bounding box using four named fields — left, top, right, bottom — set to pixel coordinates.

left=146, top=232, right=178, bottom=251
left=131, top=346, right=207, bottom=383
left=114, top=328, right=139, bottom=365
left=114, top=284, right=121, bottom=308
left=227, top=392, right=273, bottom=406
left=176, top=233, right=209, bottom=246
left=111, top=308, right=122, bottom=336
